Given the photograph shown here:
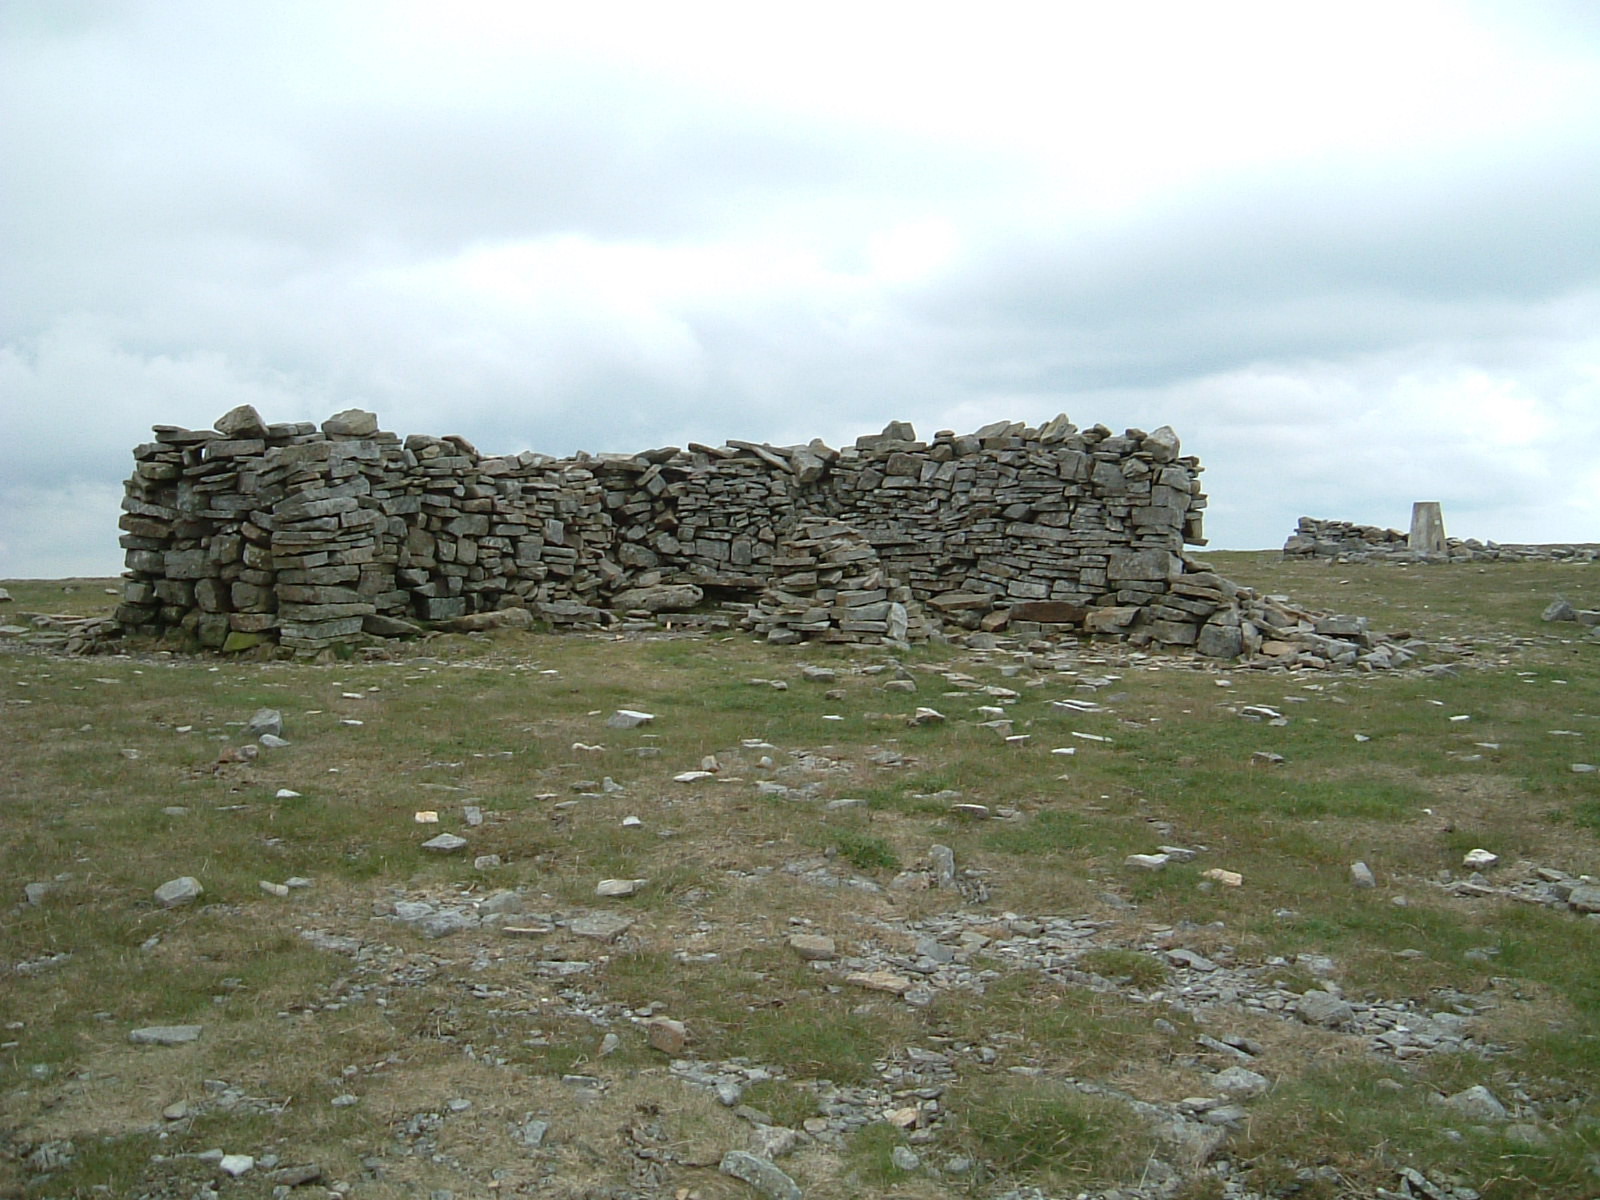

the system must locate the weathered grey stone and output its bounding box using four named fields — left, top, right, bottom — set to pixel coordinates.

left=646, top=1017, right=689, bottom=1054
left=1565, top=884, right=1600, bottom=913
left=606, top=709, right=655, bottom=729
left=1314, top=613, right=1368, bottom=637
left=1543, top=597, right=1577, bottom=622
left=1442, top=1084, right=1507, bottom=1122
left=1212, top=1066, right=1270, bottom=1098
left=417, top=909, right=477, bottom=938
left=154, top=876, right=203, bottom=907
left=129, top=1024, right=203, bottom=1046
left=788, top=933, right=836, bottom=961
left=214, top=405, right=271, bottom=439
left=1295, top=990, right=1355, bottom=1028
left=1143, top=425, right=1181, bottom=462
left=246, top=708, right=284, bottom=738
left=568, top=913, right=634, bottom=941
left=1196, top=622, right=1244, bottom=658
left=444, top=607, right=534, bottom=633
left=608, top=583, right=704, bottom=612
left=363, top=613, right=423, bottom=637
left=321, top=409, right=379, bottom=437
left=930, top=843, right=957, bottom=890
left=1008, top=600, right=1088, bottom=624
left=720, top=1150, right=802, bottom=1200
